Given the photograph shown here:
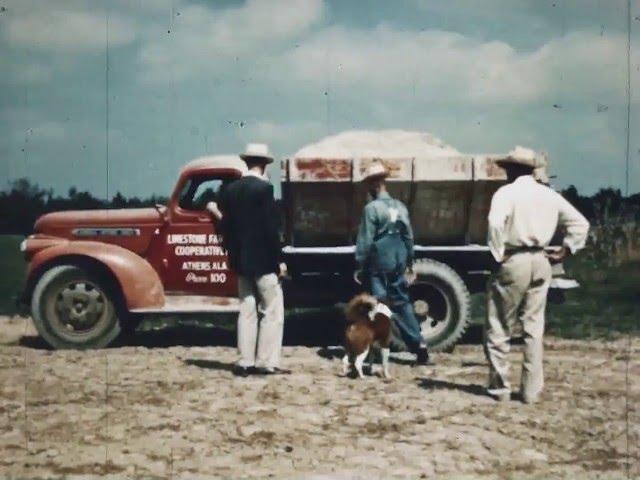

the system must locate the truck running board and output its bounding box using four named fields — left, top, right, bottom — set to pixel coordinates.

left=131, top=295, right=240, bottom=314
